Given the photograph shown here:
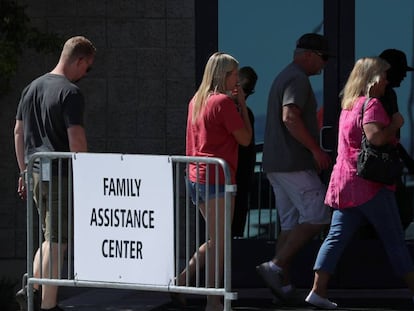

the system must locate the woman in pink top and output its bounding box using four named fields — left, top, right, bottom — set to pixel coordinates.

left=305, top=57, right=414, bottom=309
left=175, top=52, right=252, bottom=311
